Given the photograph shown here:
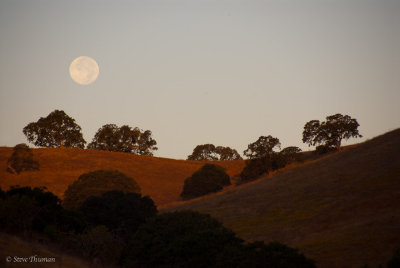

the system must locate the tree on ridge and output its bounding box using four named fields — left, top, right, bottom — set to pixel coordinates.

left=302, top=113, right=362, bottom=151
left=243, top=135, right=281, bottom=159
left=88, top=124, right=158, bottom=155
left=23, top=110, right=86, bottom=148
left=187, top=144, right=242, bottom=161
